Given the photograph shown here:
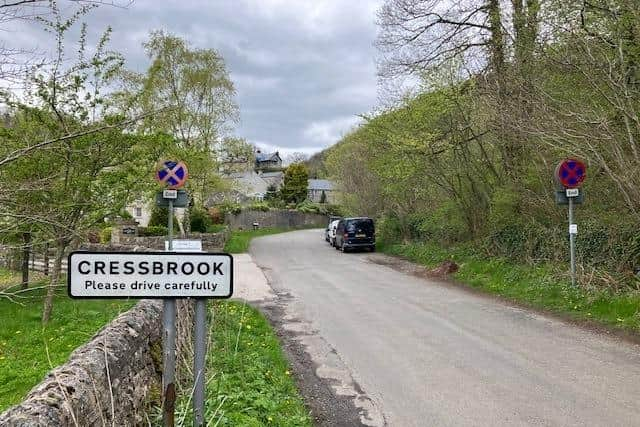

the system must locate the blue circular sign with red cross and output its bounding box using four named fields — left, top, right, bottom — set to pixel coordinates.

left=555, top=158, right=586, bottom=189
left=156, top=160, right=188, bottom=189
